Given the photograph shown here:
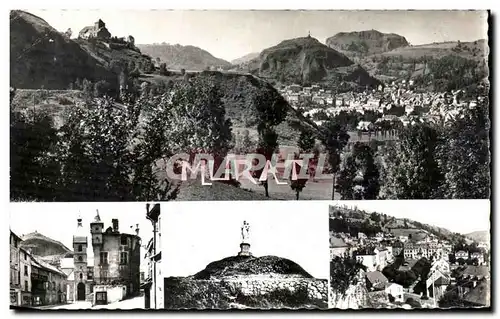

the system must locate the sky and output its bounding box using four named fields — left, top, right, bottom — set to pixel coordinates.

left=9, top=202, right=155, bottom=264
left=332, top=199, right=490, bottom=235
left=161, top=201, right=329, bottom=279
left=23, top=10, right=488, bottom=61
